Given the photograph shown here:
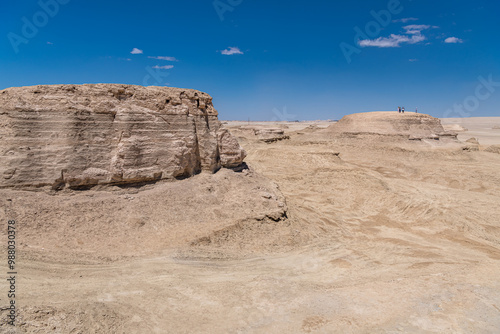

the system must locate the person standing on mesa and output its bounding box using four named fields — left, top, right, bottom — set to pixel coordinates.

left=402, top=107, right=405, bottom=113
left=416, top=107, right=418, bottom=113
left=398, top=106, right=401, bottom=113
